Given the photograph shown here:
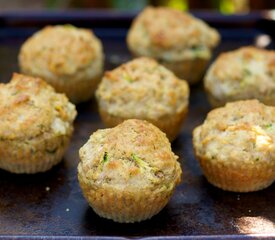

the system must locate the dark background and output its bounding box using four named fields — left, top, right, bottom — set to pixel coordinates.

left=0, top=1, right=274, bottom=239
